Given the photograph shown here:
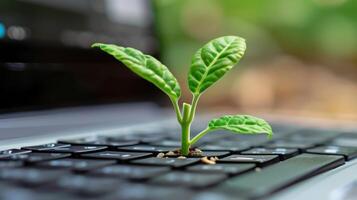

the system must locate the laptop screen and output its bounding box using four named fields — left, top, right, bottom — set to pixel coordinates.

left=0, top=0, right=162, bottom=113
